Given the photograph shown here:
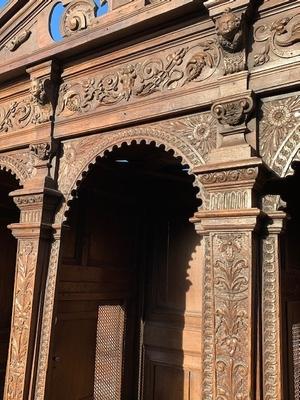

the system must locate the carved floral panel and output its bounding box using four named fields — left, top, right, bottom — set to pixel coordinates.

left=203, top=232, right=252, bottom=400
